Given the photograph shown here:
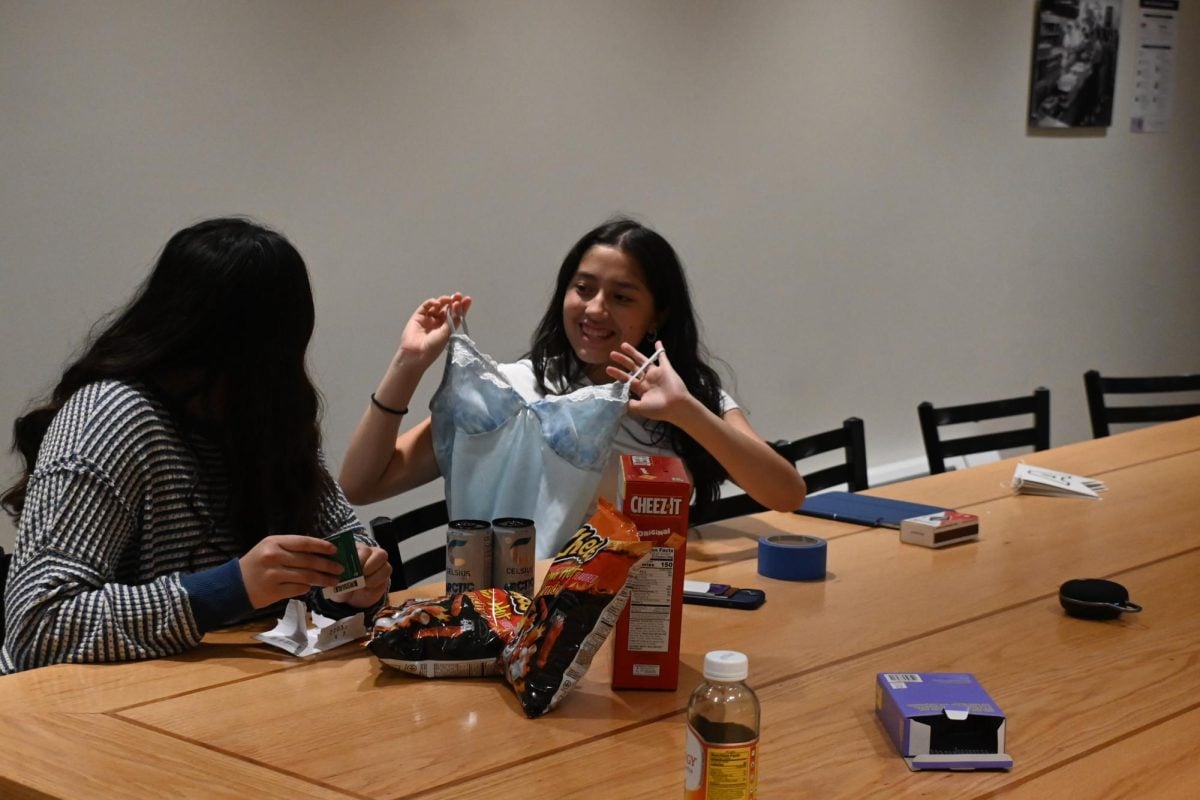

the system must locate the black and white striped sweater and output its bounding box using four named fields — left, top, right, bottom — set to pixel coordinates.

left=1, top=380, right=366, bottom=674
